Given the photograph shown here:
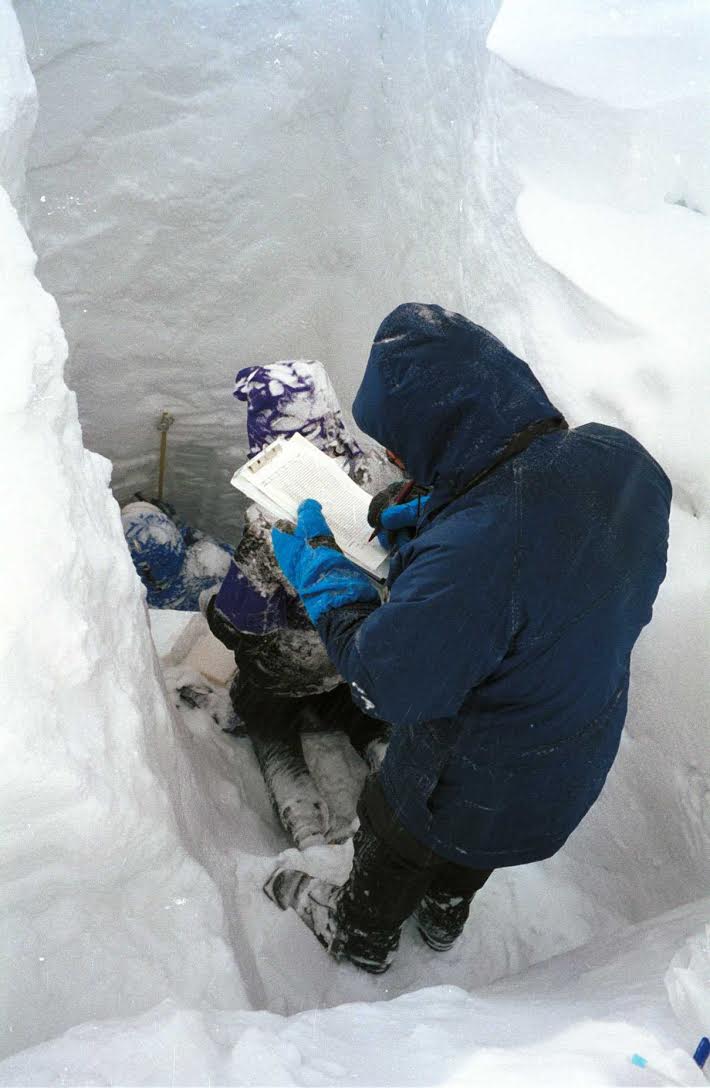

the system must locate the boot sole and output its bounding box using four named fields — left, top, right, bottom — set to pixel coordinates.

left=416, top=925, right=458, bottom=952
